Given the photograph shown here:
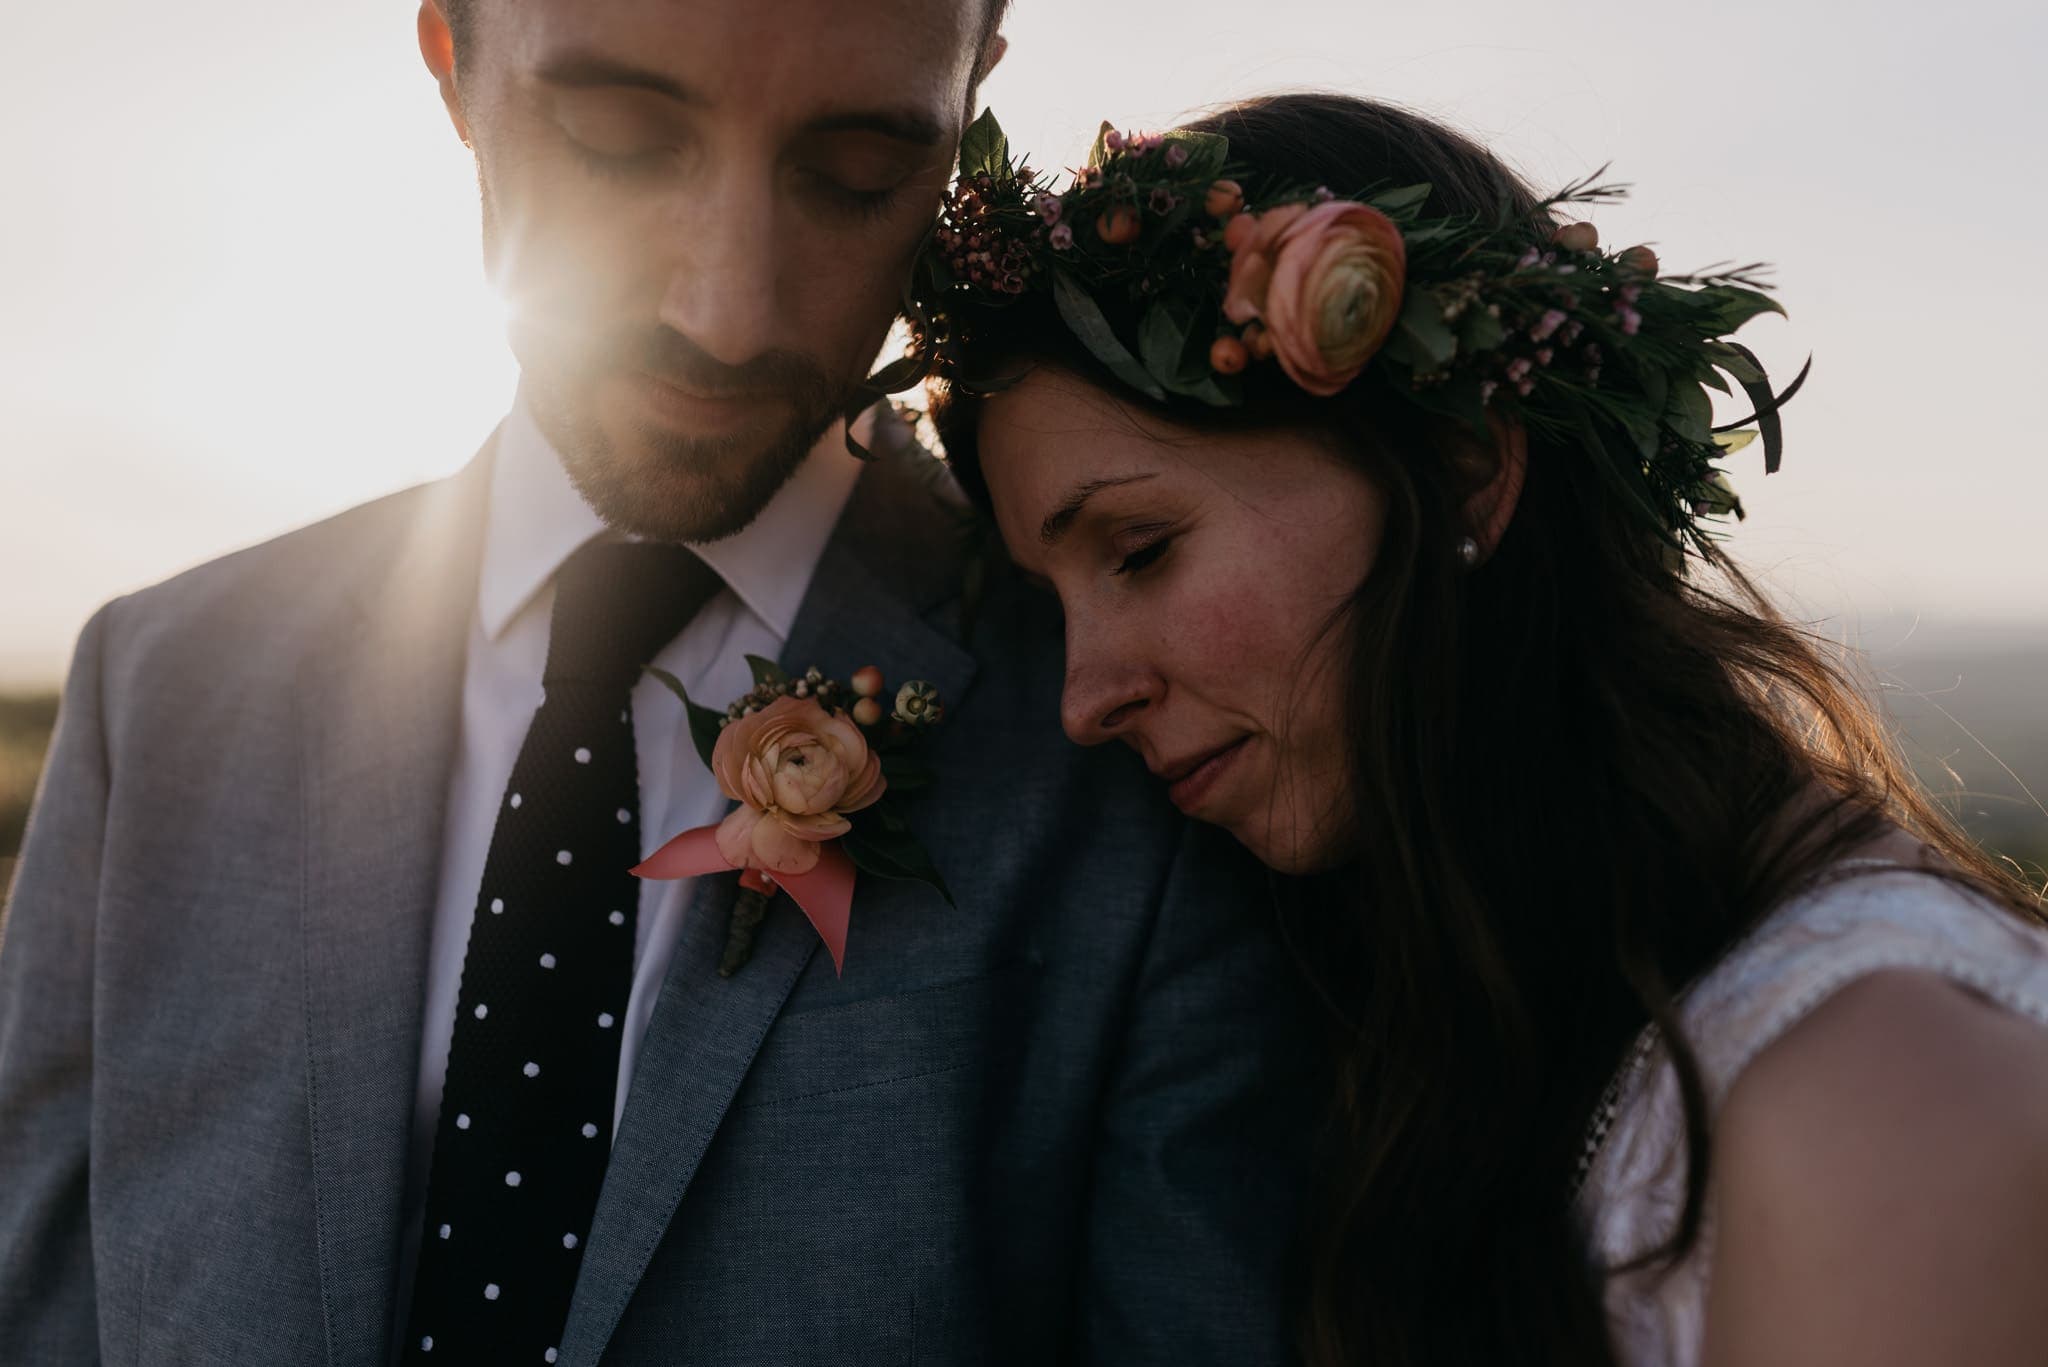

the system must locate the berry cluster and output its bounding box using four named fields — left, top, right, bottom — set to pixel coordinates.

left=935, top=171, right=1043, bottom=296
left=720, top=666, right=943, bottom=732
